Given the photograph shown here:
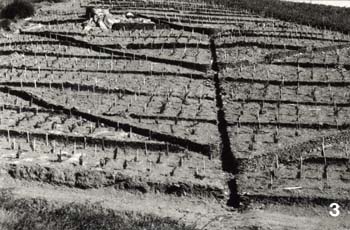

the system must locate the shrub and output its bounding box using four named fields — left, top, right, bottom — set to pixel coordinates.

left=0, top=1, right=6, bottom=9
left=0, top=19, right=12, bottom=31
left=225, top=0, right=350, bottom=34
left=32, top=0, right=69, bottom=3
left=0, top=0, right=35, bottom=20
